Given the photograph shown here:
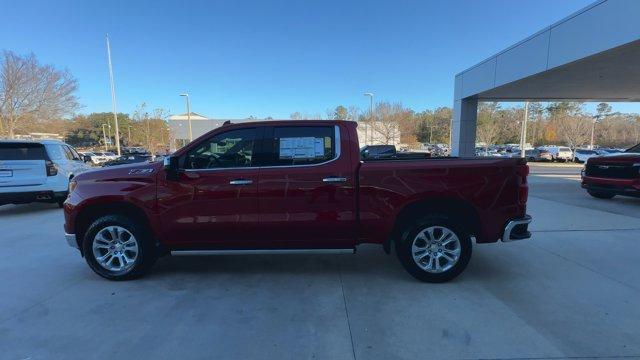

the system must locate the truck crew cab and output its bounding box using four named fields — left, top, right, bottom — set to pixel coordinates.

left=63, top=120, right=532, bottom=282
